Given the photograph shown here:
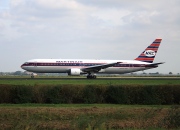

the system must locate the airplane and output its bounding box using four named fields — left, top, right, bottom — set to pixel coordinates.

left=21, top=38, right=164, bottom=79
